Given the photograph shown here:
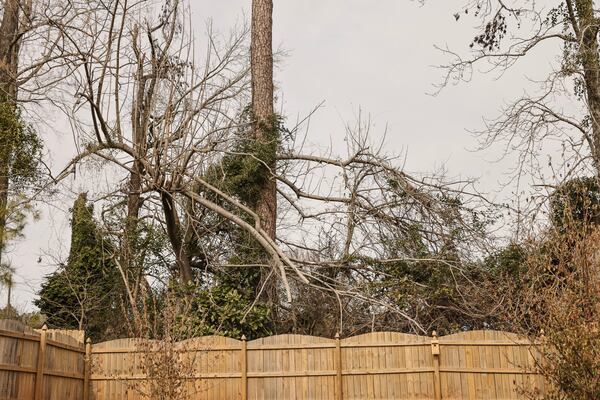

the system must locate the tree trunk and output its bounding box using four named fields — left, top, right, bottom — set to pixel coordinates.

left=7, top=282, right=11, bottom=308
left=0, top=0, right=22, bottom=265
left=123, top=159, right=142, bottom=273
left=575, top=1, right=600, bottom=174
left=251, top=0, right=279, bottom=331
left=0, top=0, right=19, bottom=101
left=0, top=168, right=8, bottom=267
left=119, top=102, right=146, bottom=333
left=118, top=42, right=149, bottom=332
left=161, top=191, right=194, bottom=284
left=251, top=0, right=277, bottom=239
